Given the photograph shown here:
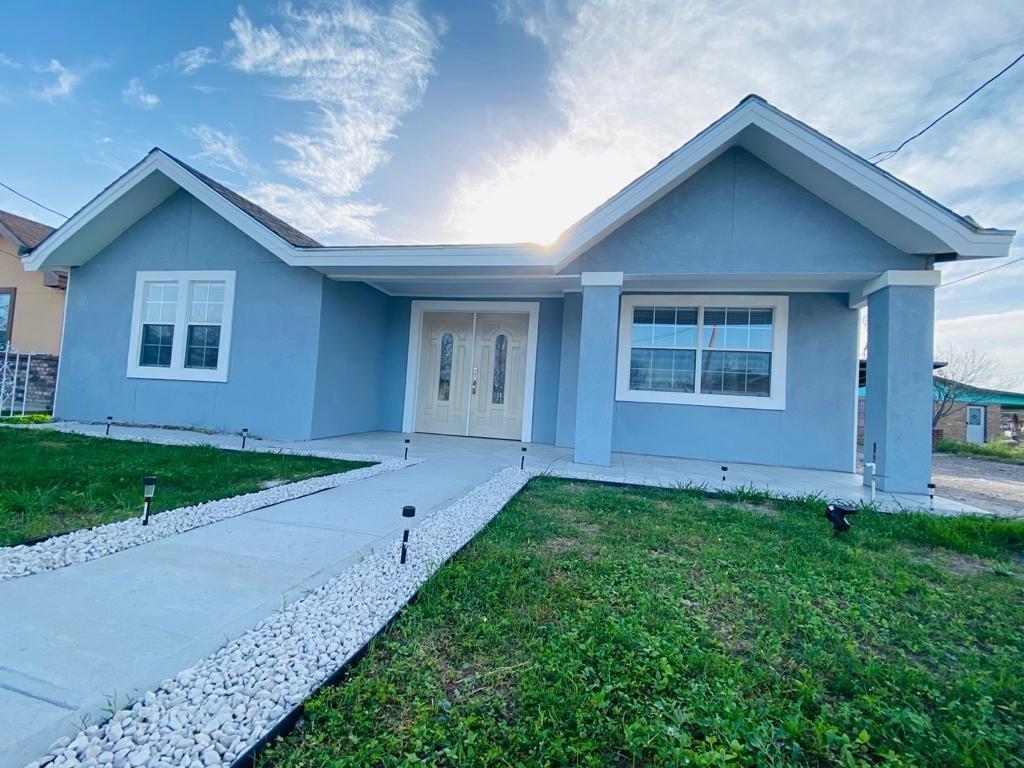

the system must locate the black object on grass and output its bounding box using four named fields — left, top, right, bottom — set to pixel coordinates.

left=825, top=503, right=855, bottom=533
